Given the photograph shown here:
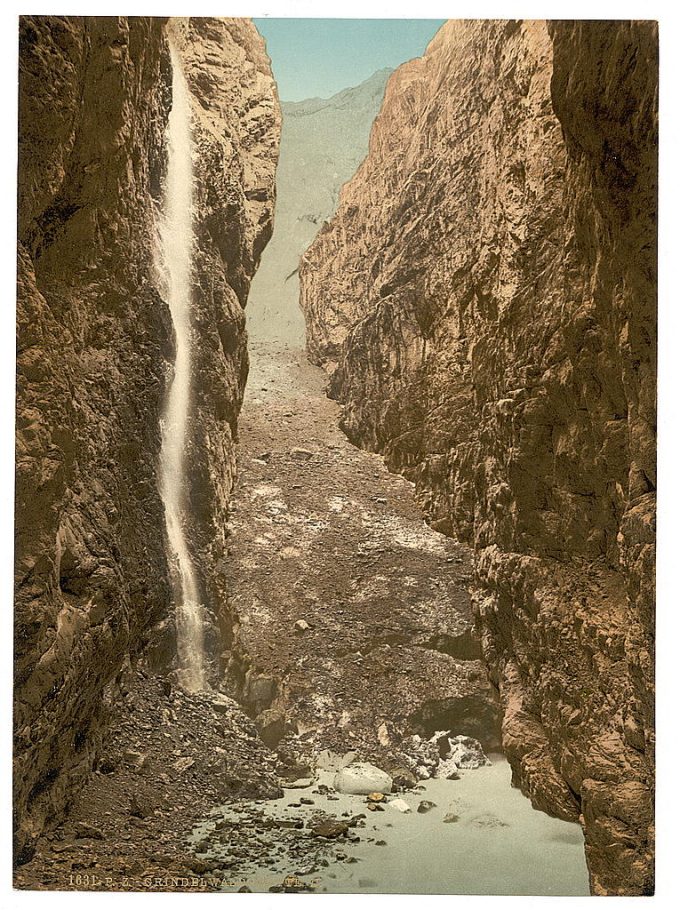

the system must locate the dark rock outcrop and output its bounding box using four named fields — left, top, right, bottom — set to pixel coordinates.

left=15, top=15, right=279, bottom=863
left=299, top=19, right=656, bottom=895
